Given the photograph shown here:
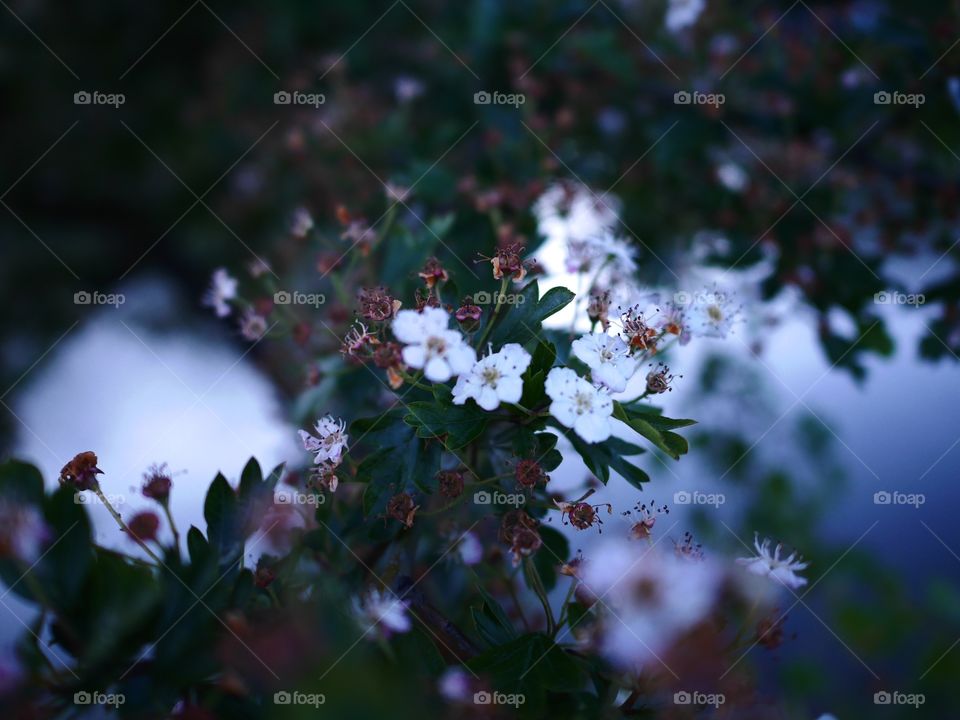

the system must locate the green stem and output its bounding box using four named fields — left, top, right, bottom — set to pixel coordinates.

left=161, top=501, right=181, bottom=556
left=92, top=483, right=163, bottom=565
left=524, top=557, right=556, bottom=636
left=475, top=277, right=510, bottom=348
